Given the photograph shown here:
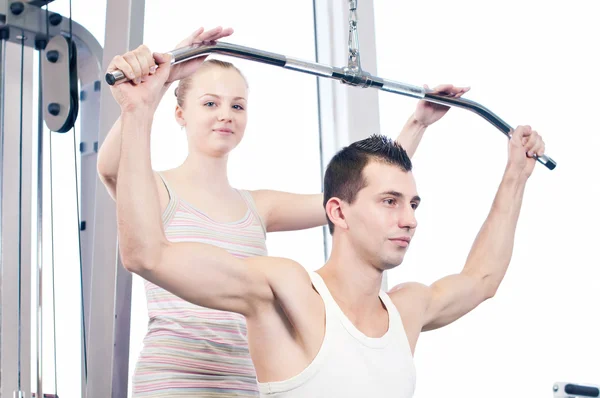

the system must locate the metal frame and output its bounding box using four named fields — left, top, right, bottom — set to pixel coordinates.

left=78, top=76, right=101, bottom=398
left=1, top=1, right=103, bottom=396
left=86, top=1, right=145, bottom=397
left=0, top=38, right=33, bottom=398
left=0, top=28, right=5, bottom=398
